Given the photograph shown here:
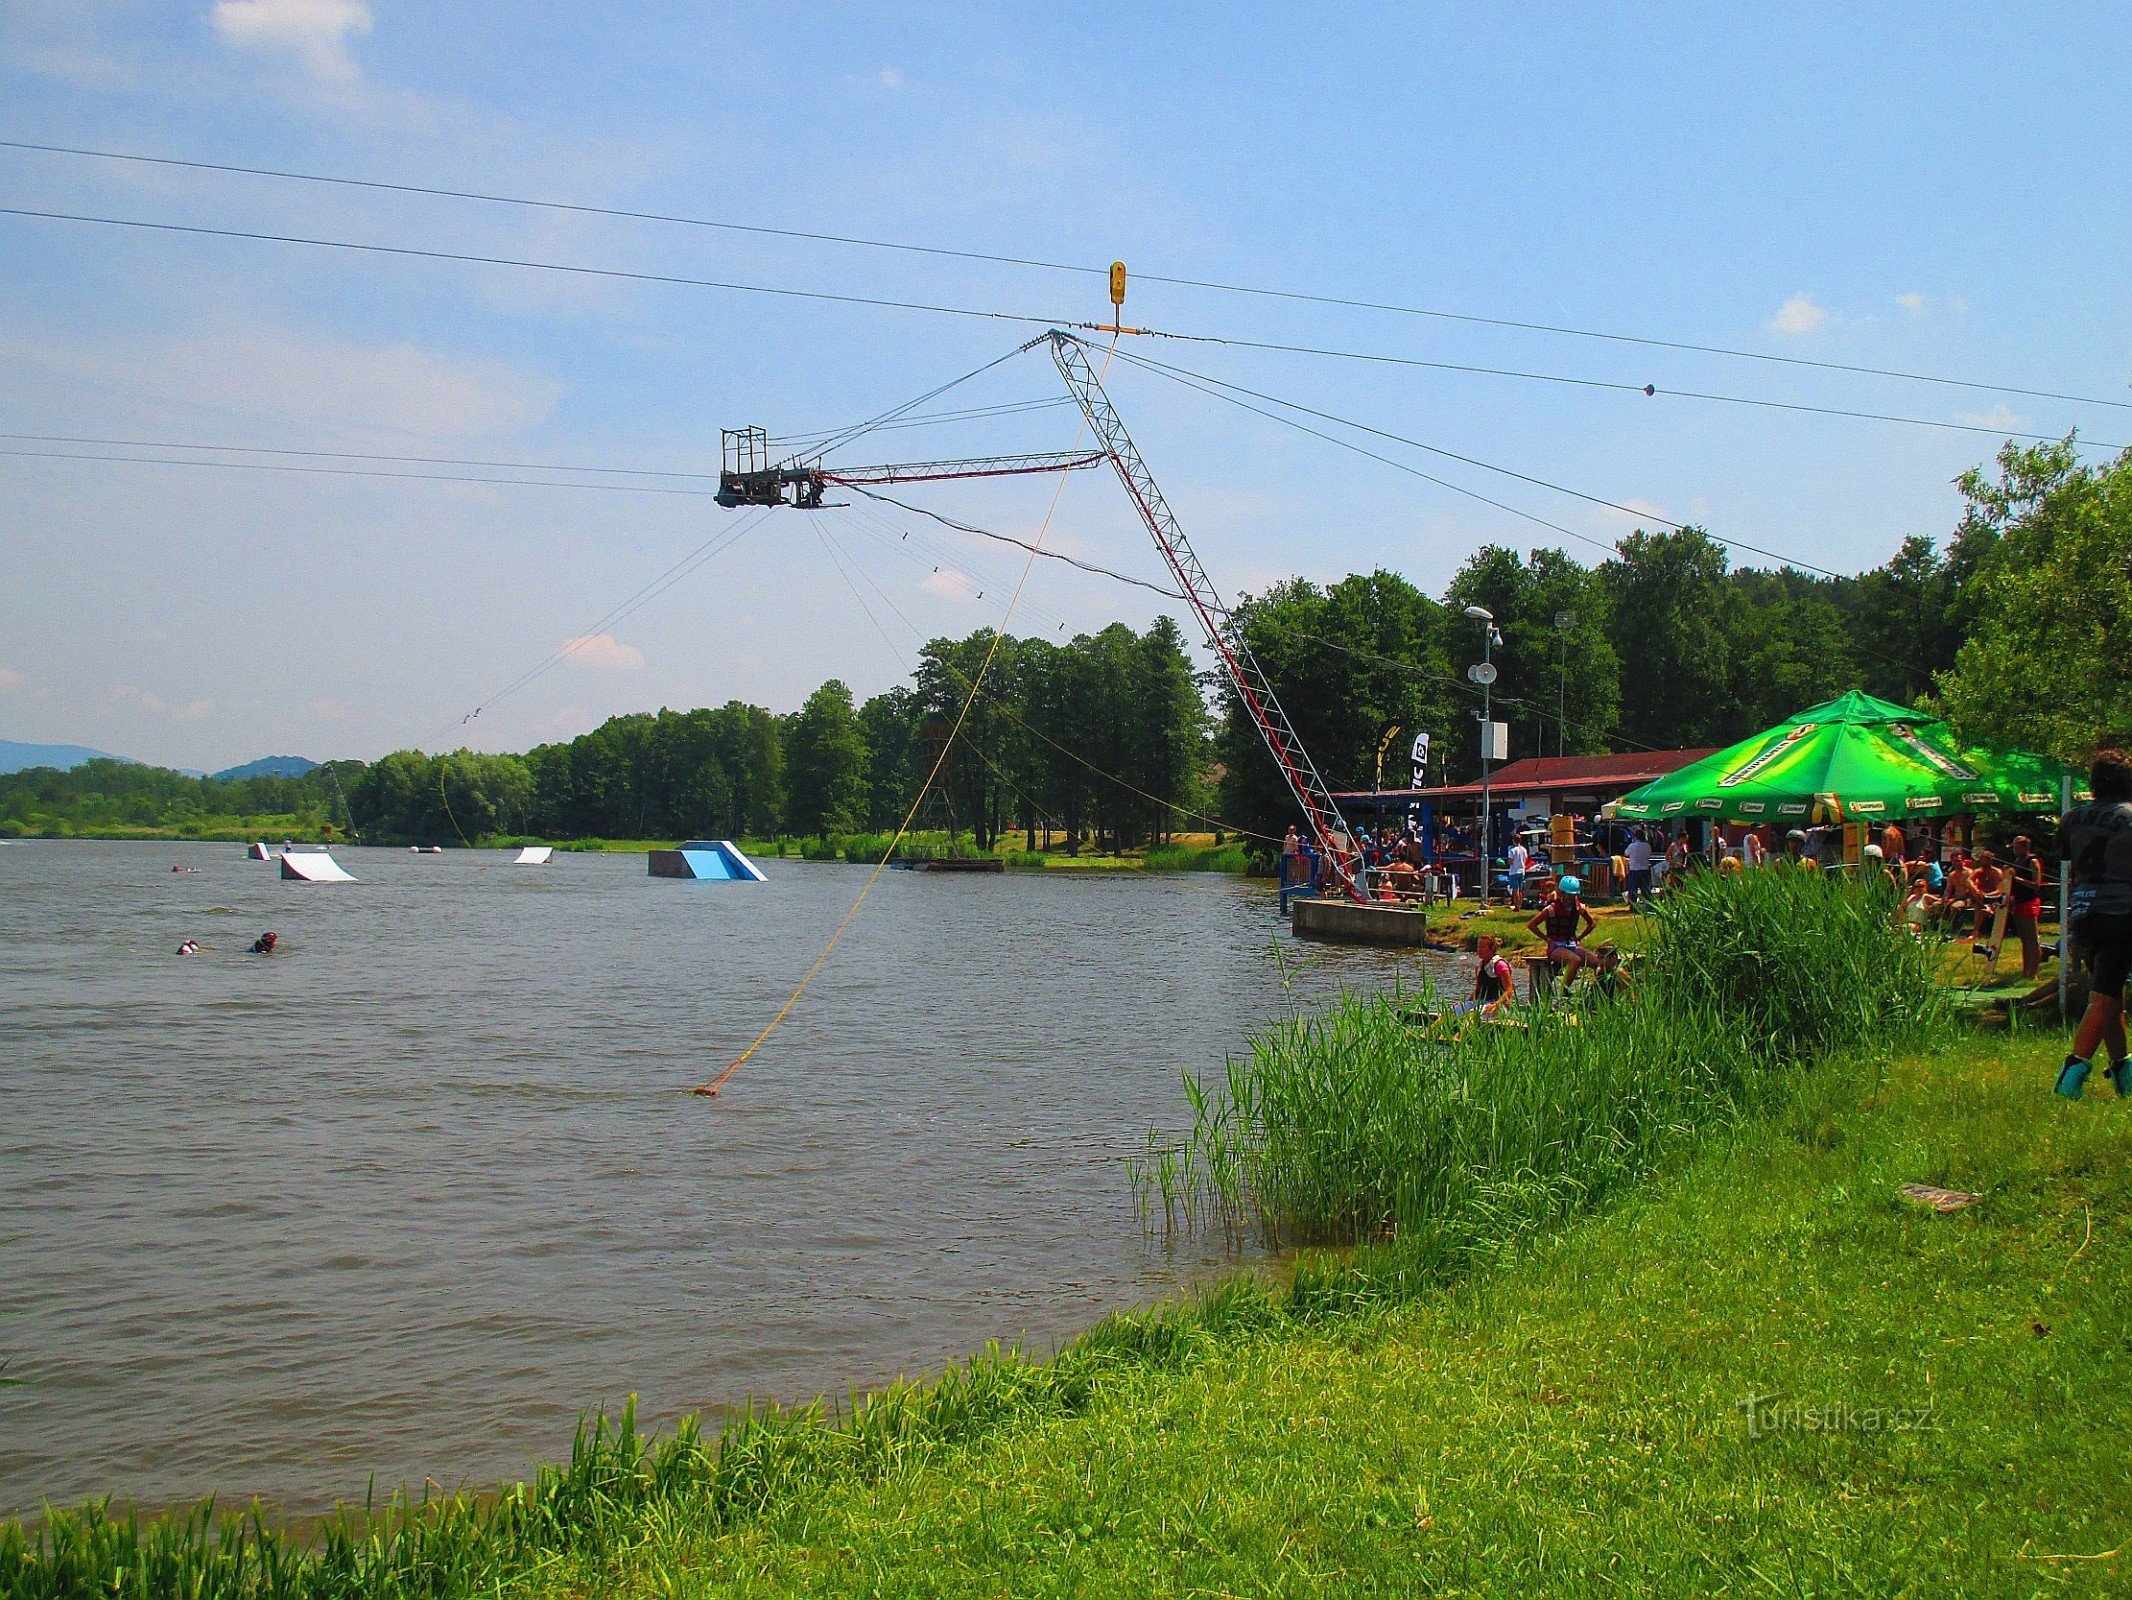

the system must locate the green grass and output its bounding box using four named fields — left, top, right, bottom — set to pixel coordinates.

left=1142, top=841, right=1250, bottom=873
